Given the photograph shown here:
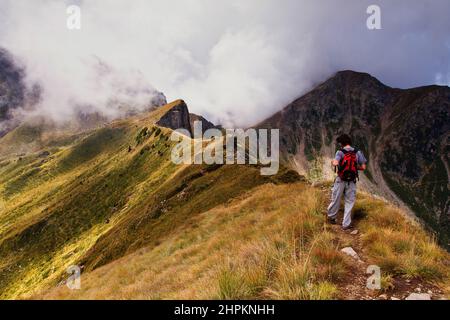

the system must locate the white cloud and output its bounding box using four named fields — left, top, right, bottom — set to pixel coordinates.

left=1, top=0, right=449, bottom=127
